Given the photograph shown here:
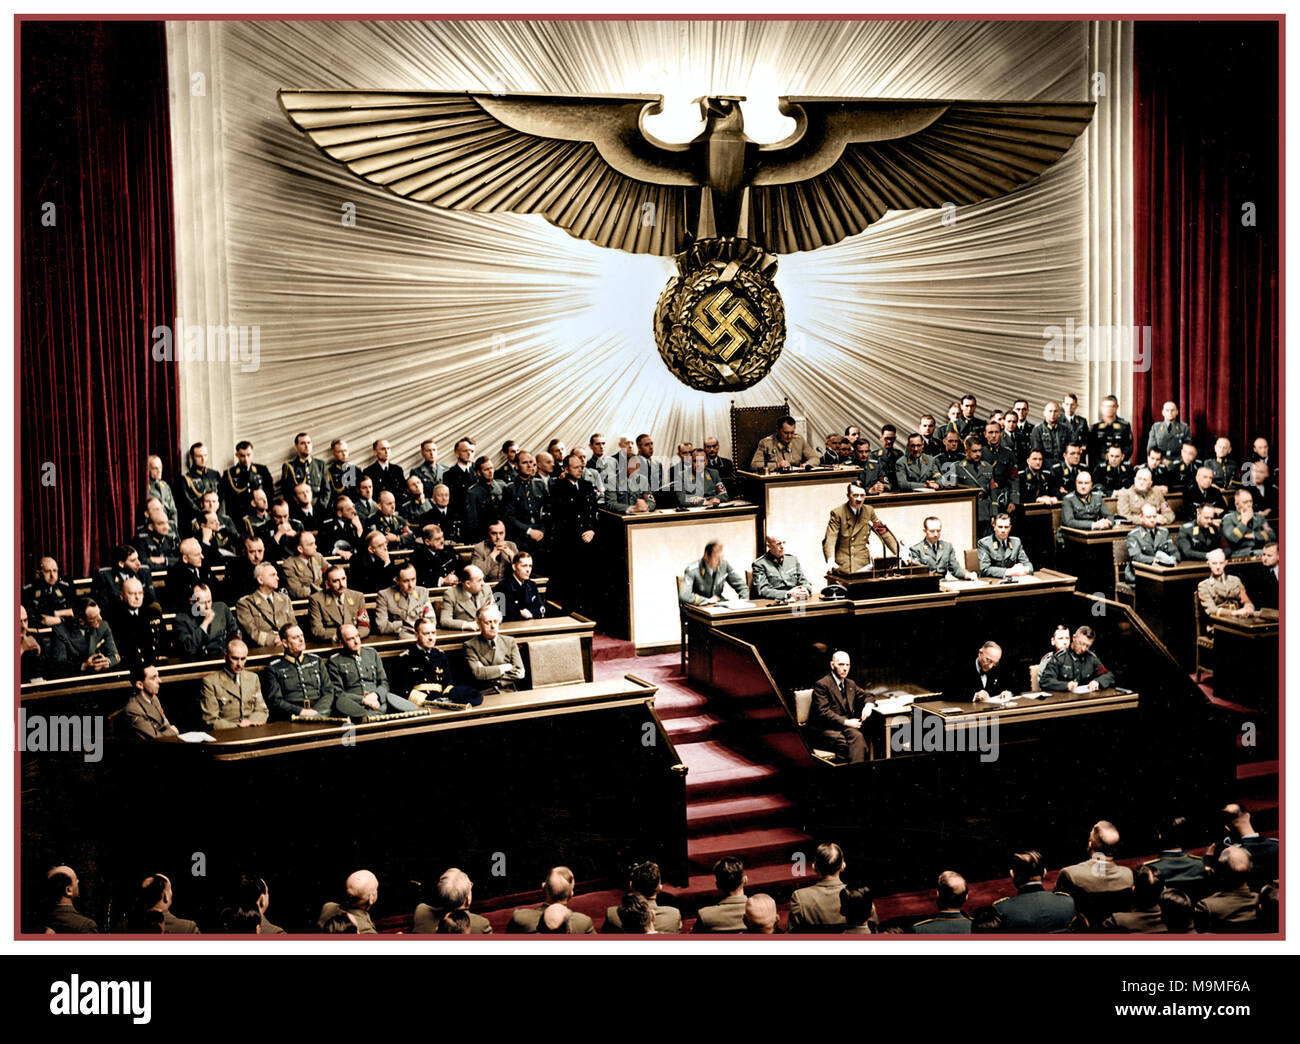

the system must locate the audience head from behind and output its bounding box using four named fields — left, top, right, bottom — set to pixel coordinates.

left=139, top=872, right=174, bottom=914
left=237, top=873, right=271, bottom=919
left=744, top=894, right=779, bottom=934
left=628, top=861, right=663, bottom=901
left=1131, top=864, right=1164, bottom=910
left=618, top=892, right=655, bottom=934
left=1217, top=846, right=1253, bottom=889
left=937, top=870, right=968, bottom=912
left=46, top=865, right=80, bottom=908
left=536, top=904, right=572, bottom=934
left=1087, top=820, right=1121, bottom=859
left=713, top=856, right=745, bottom=898
left=814, top=842, right=846, bottom=880
left=437, top=909, right=473, bottom=934
left=1221, top=801, right=1257, bottom=840
left=219, top=906, right=262, bottom=933
left=1009, top=849, right=1045, bottom=887
left=1159, top=815, right=1193, bottom=853
left=436, top=867, right=474, bottom=913
left=543, top=866, right=577, bottom=905
left=1159, top=888, right=1194, bottom=933
left=839, top=884, right=874, bottom=930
